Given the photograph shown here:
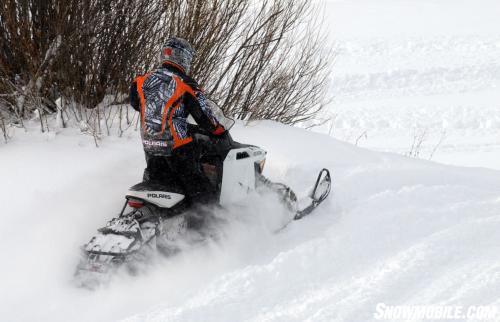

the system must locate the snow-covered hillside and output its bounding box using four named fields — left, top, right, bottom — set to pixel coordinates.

left=1, top=121, right=500, bottom=321
left=316, top=0, right=500, bottom=170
